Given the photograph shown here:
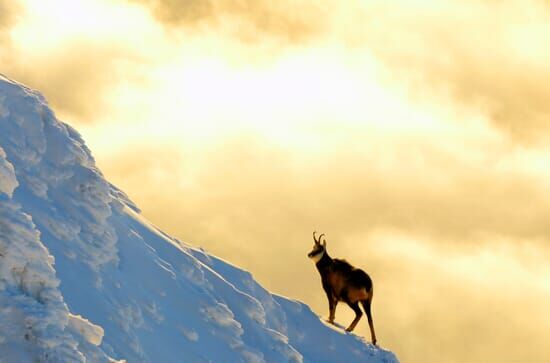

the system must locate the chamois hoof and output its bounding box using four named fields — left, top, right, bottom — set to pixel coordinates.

left=326, top=319, right=335, bottom=325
